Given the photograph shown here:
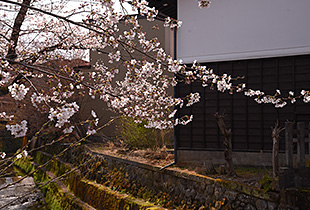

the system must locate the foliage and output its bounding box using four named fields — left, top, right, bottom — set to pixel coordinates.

left=258, top=175, right=276, bottom=193
left=117, top=117, right=172, bottom=150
